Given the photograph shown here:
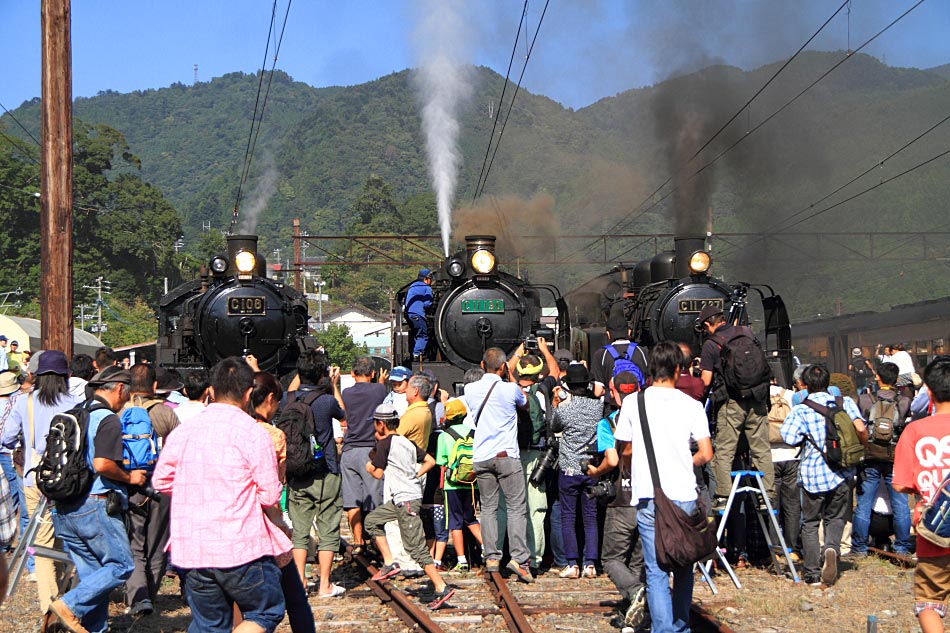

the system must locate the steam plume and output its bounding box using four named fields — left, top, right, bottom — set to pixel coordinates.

left=239, top=152, right=279, bottom=234
left=411, top=0, right=473, bottom=256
